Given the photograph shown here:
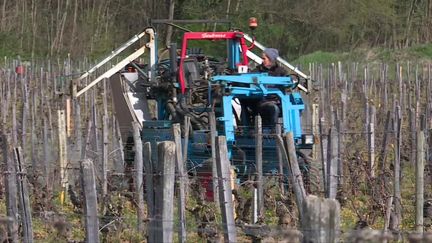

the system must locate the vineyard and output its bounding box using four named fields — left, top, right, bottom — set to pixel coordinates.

left=0, top=58, right=432, bottom=242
